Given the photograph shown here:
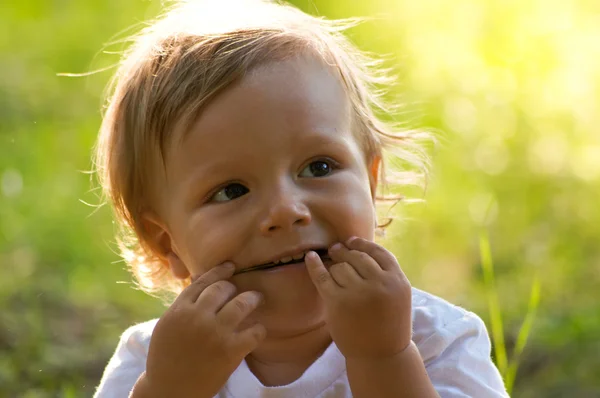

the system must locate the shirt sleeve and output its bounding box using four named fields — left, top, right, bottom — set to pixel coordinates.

left=414, top=301, right=509, bottom=398
left=94, top=320, right=156, bottom=398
